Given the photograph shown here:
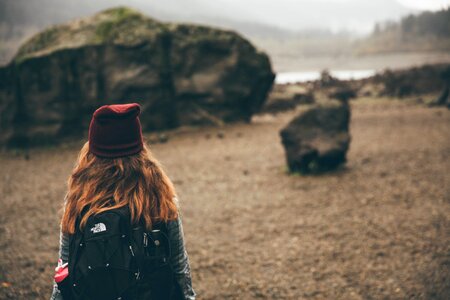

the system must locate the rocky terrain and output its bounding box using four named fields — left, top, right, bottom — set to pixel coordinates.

left=0, top=7, right=274, bottom=147
left=0, top=99, right=449, bottom=299
left=263, top=64, right=450, bottom=115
